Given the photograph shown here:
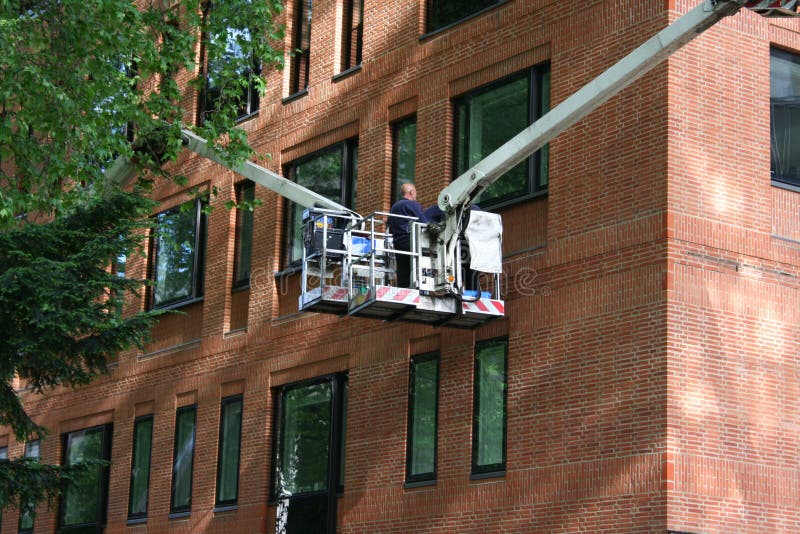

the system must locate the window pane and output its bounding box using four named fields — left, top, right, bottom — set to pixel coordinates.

left=341, top=0, right=363, bottom=70
left=234, top=183, right=255, bottom=286
left=153, top=202, right=202, bottom=307
left=771, top=48, right=800, bottom=186
left=62, top=427, right=110, bottom=528
left=472, top=339, right=507, bottom=472
left=427, top=0, right=501, bottom=32
left=18, top=440, right=39, bottom=532
left=407, top=354, right=438, bottom=480
left=171, top=406, right=197, bottom=512
left=458, top=75, right=529, bottom=206
left=278, top=382, right=332, bottom=495
left=216, top=397, right=243, bottom=505
left=392, top=118, right=417, bottom=203
left=128, top=417, right=153, bottom=518
left=291, top=0, right=313, bottom=93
